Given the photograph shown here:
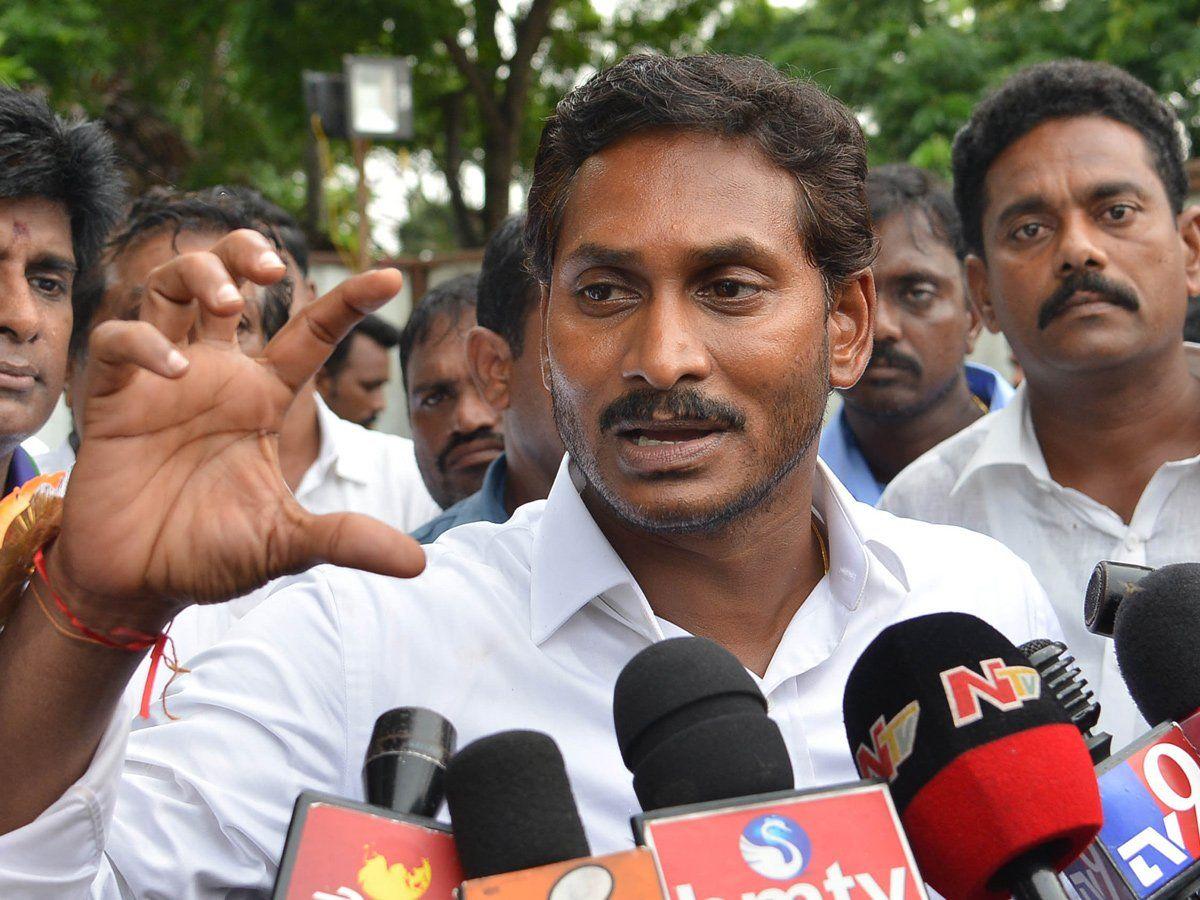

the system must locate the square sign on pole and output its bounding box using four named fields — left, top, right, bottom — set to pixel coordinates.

left=343, top=55, right=414, bottom=141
